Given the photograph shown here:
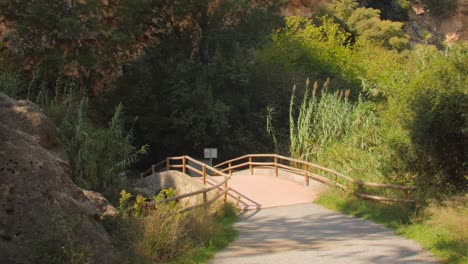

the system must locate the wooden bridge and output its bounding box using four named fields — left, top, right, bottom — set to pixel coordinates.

left=142, top=155, right=438, bottom=264
left=142, top=154, right=416, bottom=212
